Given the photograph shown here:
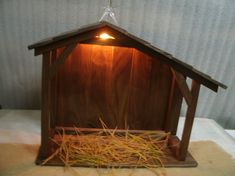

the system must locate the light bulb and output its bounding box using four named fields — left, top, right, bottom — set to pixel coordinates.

left=98, top=33, right=115, bottom=40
